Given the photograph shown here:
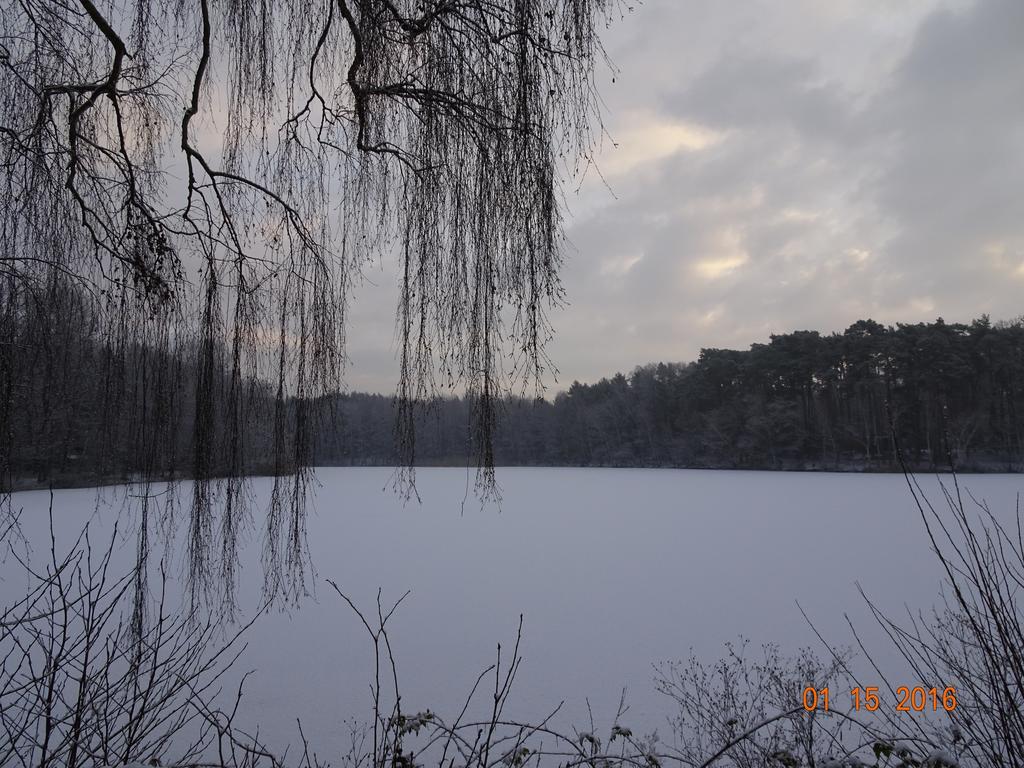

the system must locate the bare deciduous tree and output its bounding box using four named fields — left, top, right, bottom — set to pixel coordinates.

left=0, top=501, right=262, bottom=767
left=0, top=0, right=624, bottom=609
